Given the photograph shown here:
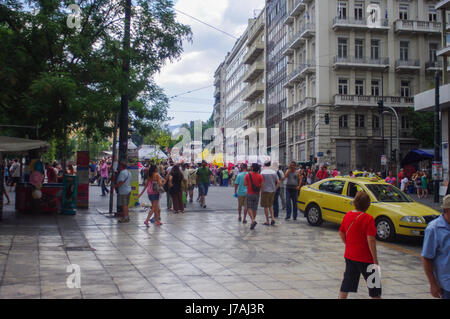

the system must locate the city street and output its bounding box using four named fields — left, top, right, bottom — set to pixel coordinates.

left=0, top=184, right=435, bottom=299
